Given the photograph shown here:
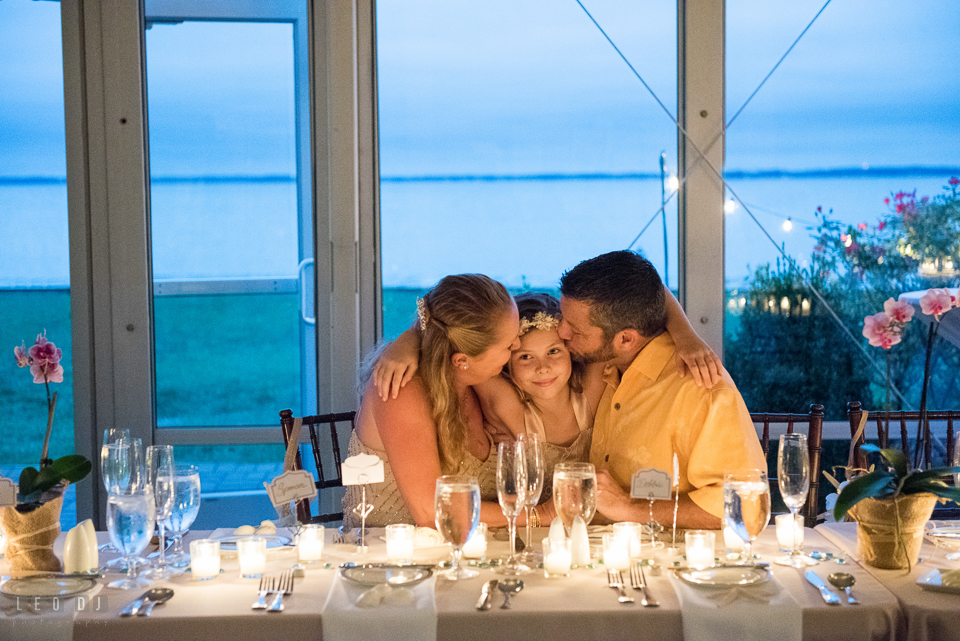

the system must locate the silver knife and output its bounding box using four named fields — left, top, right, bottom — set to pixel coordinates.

left=119, top=591, right=151, bottom=617
left=805, top=571, right=841, bottom=605
left=476, top=580, right=498, bottom=611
